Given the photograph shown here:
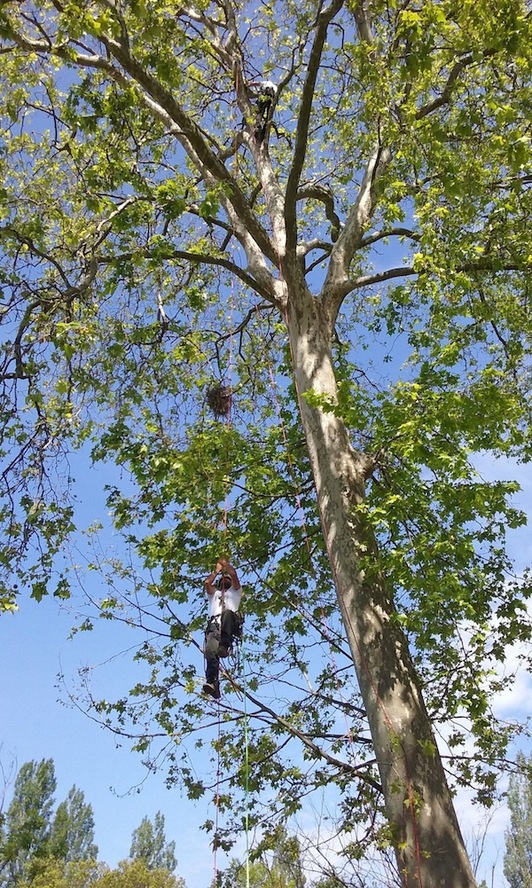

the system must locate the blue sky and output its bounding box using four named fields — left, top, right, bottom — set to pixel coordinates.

left=0, top=455, right=222, bottom=888
left=0, top=583, right=219, bottom=888
left=1, top=451, right=532, bottom=888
